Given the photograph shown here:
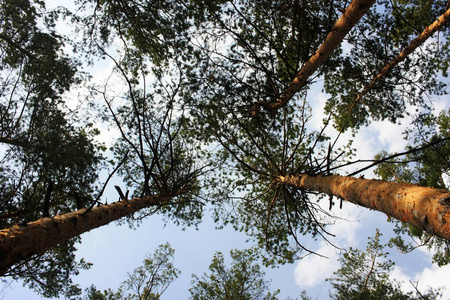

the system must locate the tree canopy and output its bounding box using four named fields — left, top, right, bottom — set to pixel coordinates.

left=1, top=0, right=450, bottom=298
left=84, top=243, right=180, bottom=300
left=84, top=235, right=442, bottom=300
left=84, top=245, right=280, bottom=300
left=0, top=0, right=103, bottom=297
